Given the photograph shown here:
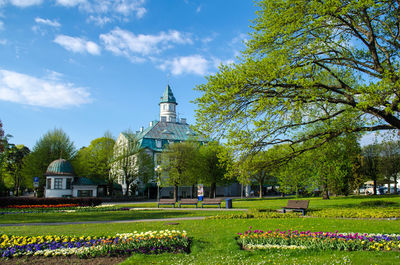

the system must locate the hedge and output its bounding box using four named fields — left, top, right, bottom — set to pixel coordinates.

left=0, top=197, right=103, bottom=208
